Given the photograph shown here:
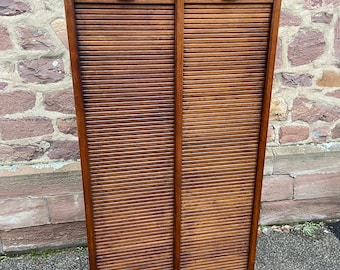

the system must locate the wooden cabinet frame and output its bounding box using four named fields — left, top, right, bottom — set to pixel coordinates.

left=65, top=1, right=281, bottom=269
